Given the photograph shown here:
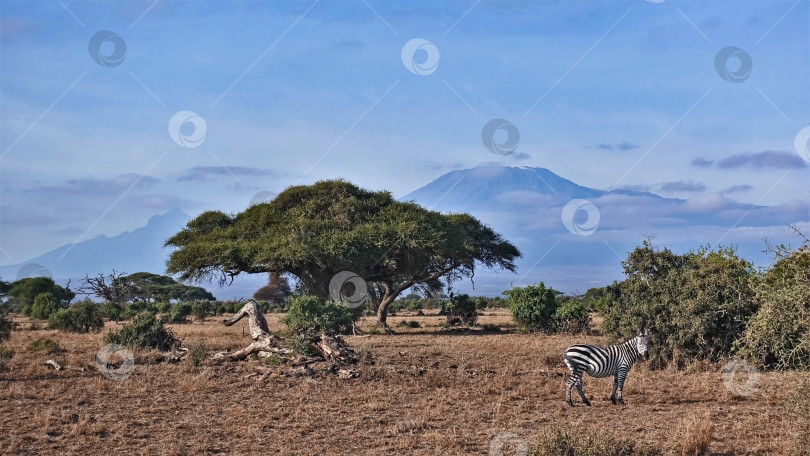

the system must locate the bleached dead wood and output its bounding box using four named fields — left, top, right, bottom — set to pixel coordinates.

left=44, top=359, right=62, bottom=371
left=214, top=300, right=360, bottom=375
